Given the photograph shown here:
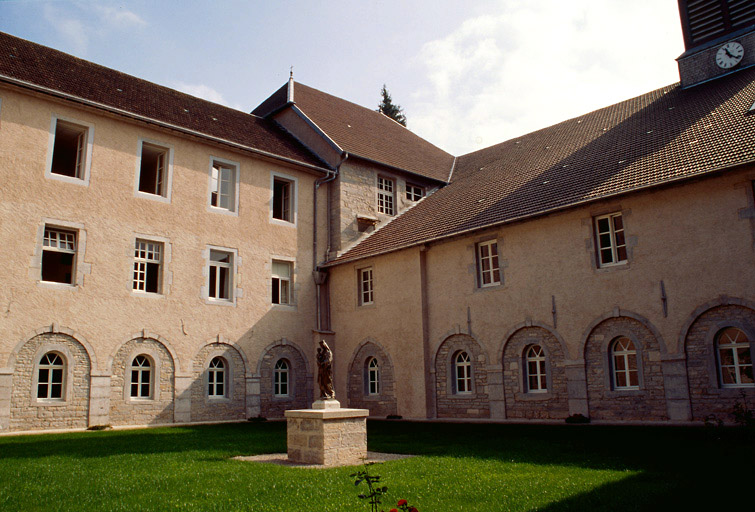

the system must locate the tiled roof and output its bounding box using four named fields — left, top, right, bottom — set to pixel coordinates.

left=253, top=81, right=454, bottom=182
left=329, top=68, right=755, bottom=266
left=0, top=32, right=328, bottom=171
